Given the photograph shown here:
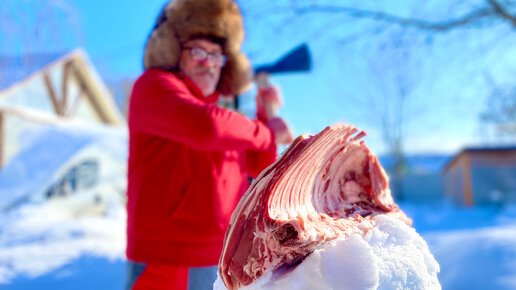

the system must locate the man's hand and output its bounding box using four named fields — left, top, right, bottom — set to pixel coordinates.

left=256, top=86, right=282, bottom=122
left=255, top=73, right=291, bottom=144
left=266, top=117, right=293, bottom=145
